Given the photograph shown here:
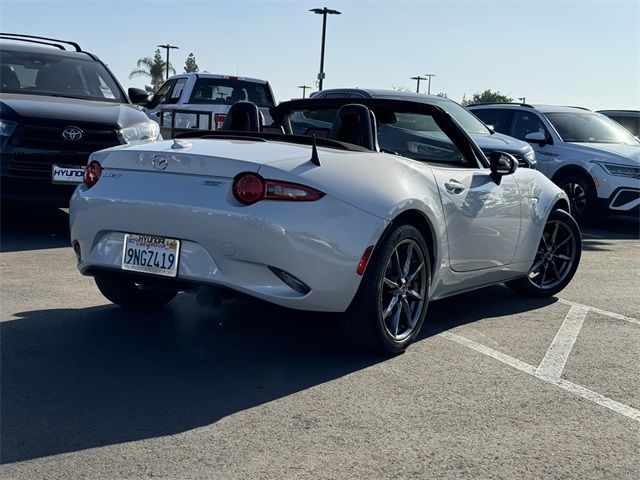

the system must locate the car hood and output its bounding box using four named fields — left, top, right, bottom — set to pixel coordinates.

left=565, top=142, right=640, bottom=165
left=471, top=132, right=532, bottom=155
left=0, top=93, right=150, bottom=128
